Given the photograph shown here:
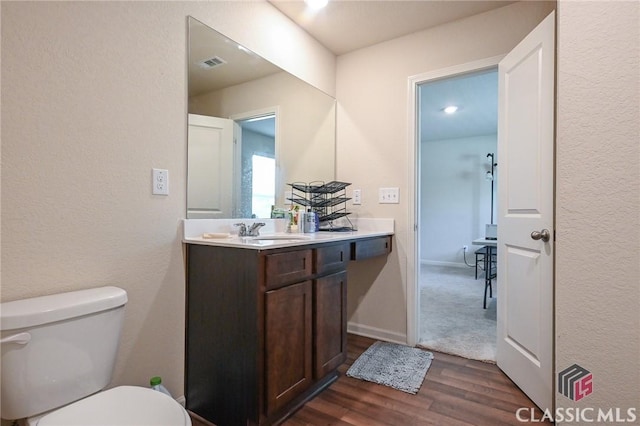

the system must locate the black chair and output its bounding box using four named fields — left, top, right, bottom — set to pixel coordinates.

left=475, top=246, right=489, bottom=279
left=475, top=246, right=497, bottom=308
